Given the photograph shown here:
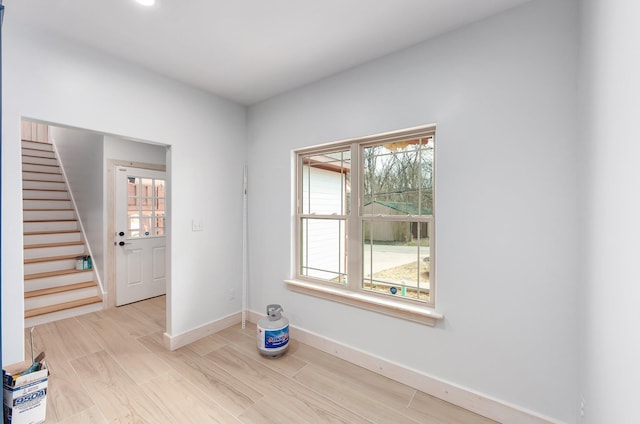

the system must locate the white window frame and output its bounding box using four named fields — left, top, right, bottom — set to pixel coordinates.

left=286, top=125, right=443, bottom=325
